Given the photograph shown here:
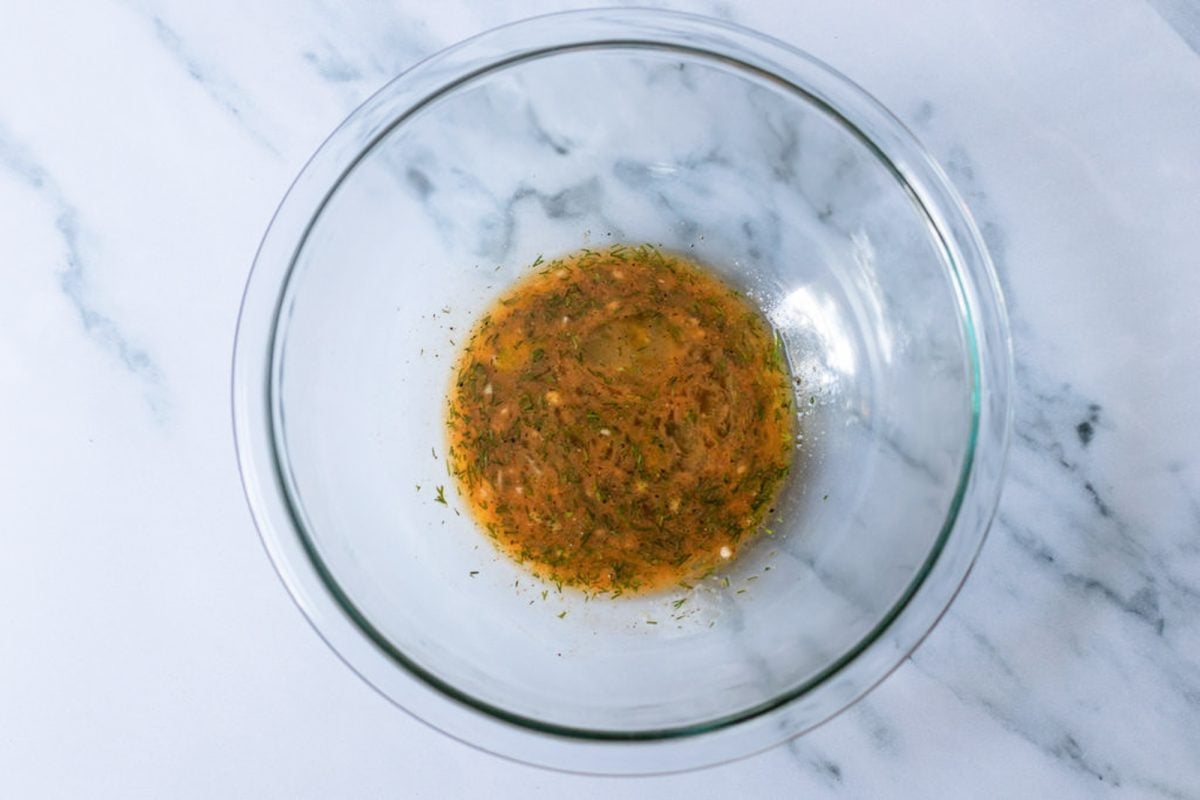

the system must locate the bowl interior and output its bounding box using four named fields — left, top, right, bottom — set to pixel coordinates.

left=271, top=44, right=973, bottom=734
